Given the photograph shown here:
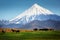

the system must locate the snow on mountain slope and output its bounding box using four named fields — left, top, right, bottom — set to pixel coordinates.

left=9, top=3, right=54, bottom=24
